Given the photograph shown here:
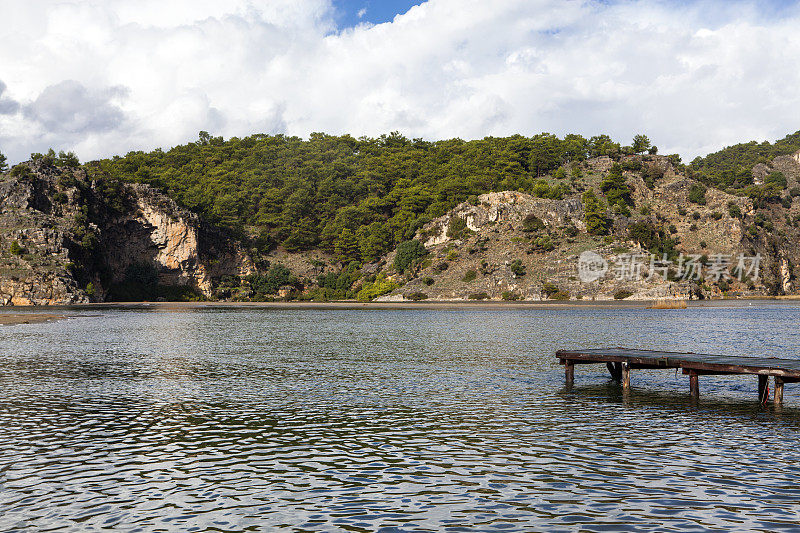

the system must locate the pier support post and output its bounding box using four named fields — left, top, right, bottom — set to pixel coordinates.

left=607, top=362, right=623, bottom=381
left=621, top=363, right=630, bottom=391
left=689, top=371, right=699, bottom=399
left=758, top=375, right=768, bottom=403
left=775, top=377, right=784, bottom=406
left=565, top=360, right=574, bottom=388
